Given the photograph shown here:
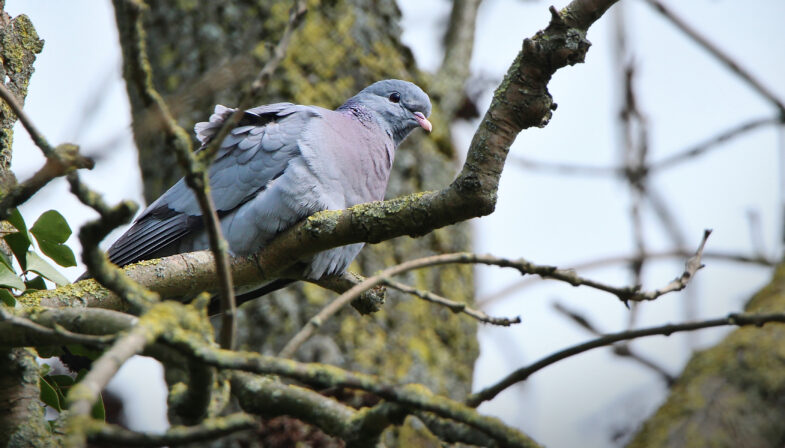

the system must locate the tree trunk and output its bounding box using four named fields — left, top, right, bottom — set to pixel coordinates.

left=114, top=0, right=476, bottom=444
left=628, top=263, right=785, bottom=448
